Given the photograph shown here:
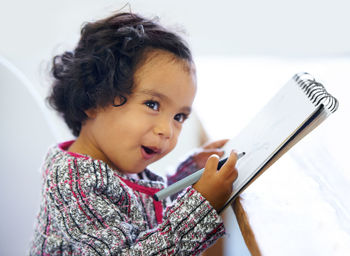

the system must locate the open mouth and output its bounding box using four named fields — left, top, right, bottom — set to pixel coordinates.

left=142, top=146, right=156, bottom=154
left=141, top=145, right=160, bottom=160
